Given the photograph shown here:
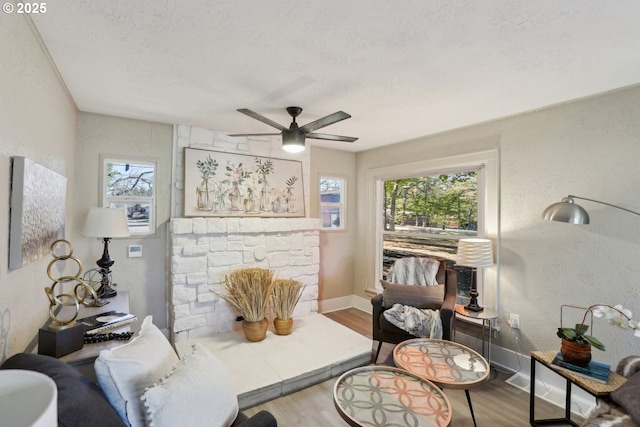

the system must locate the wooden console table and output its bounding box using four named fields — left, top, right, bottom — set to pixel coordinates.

left=529, top=350, right=626, bottom=426
left=36, top=291, right=133, bottom=379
